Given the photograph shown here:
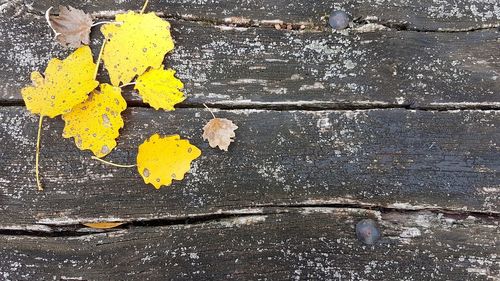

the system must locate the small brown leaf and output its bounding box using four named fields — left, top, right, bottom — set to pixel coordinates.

left=47, top=6, right=93, bottom=48
left=83, top=222, right=124, bottom=229
left=203, top=118, right=238, bottom=151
